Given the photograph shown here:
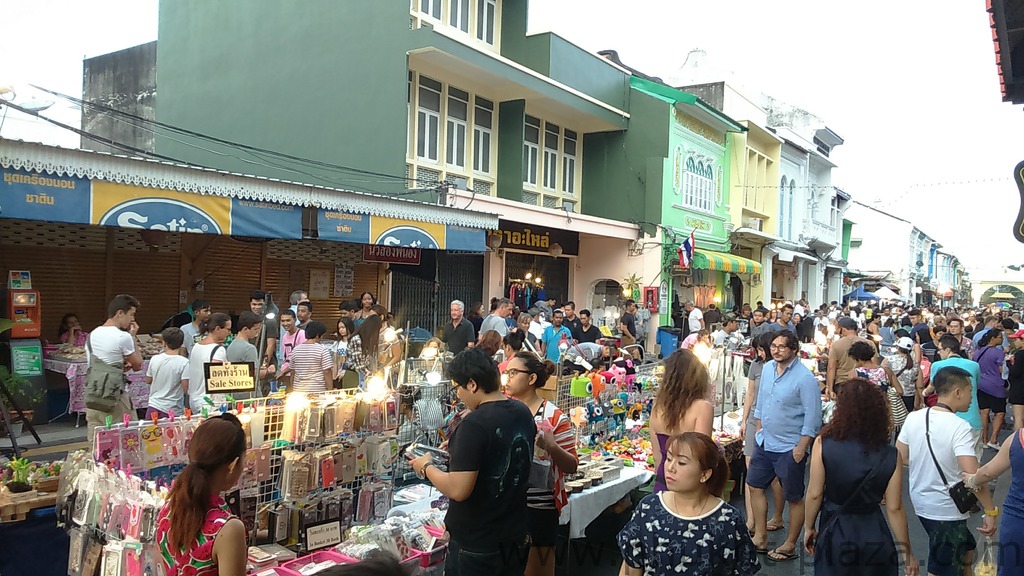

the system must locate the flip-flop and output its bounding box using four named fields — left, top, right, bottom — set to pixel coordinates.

left=767, top=548, right=799, bottom=562
left=754, top=547, right=769, bottom=555
left=766, top=522, right=784, bottom=532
